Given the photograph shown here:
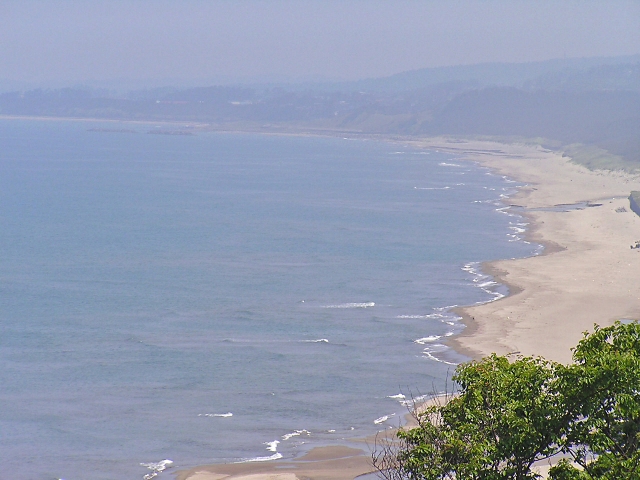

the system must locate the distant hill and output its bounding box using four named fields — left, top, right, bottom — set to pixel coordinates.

left=1, top=55, right=639, bottom=169
left=324, top=55, right=640, bottom=92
